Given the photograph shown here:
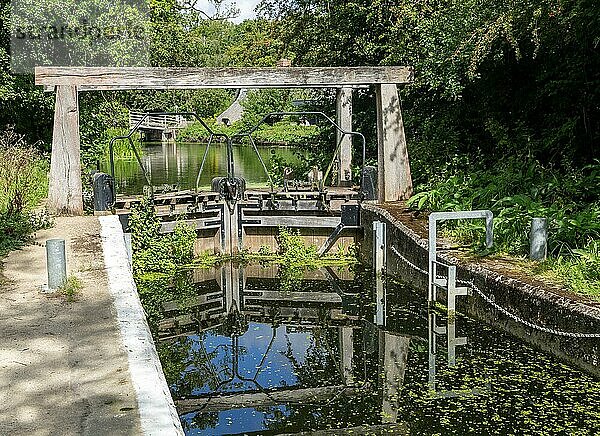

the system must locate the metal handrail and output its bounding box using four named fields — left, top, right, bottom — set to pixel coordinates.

left=230, top=111, right=367, bottom=192
left=108, top=112, right=230, bottom=203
